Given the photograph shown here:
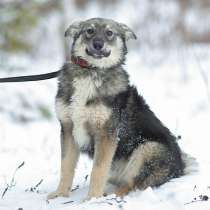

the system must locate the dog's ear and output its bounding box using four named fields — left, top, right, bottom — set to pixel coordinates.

left=65, top=21, right=83, bottom=38
left=118, top=23, right=137, bottom=41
